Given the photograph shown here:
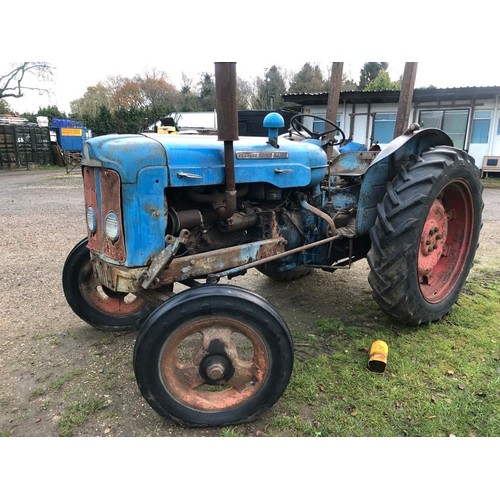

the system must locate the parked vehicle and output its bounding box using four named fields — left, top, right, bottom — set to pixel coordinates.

left=63, top=63, right=483, bottom=427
